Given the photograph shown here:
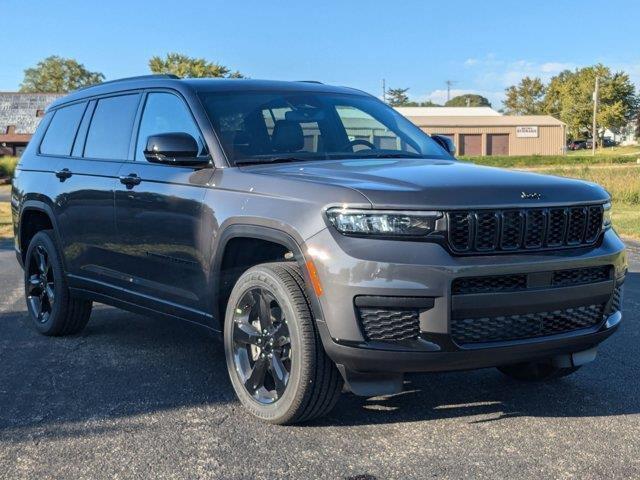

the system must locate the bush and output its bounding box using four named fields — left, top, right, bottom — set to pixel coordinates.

left=0, top=157, right=18, bottom=179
